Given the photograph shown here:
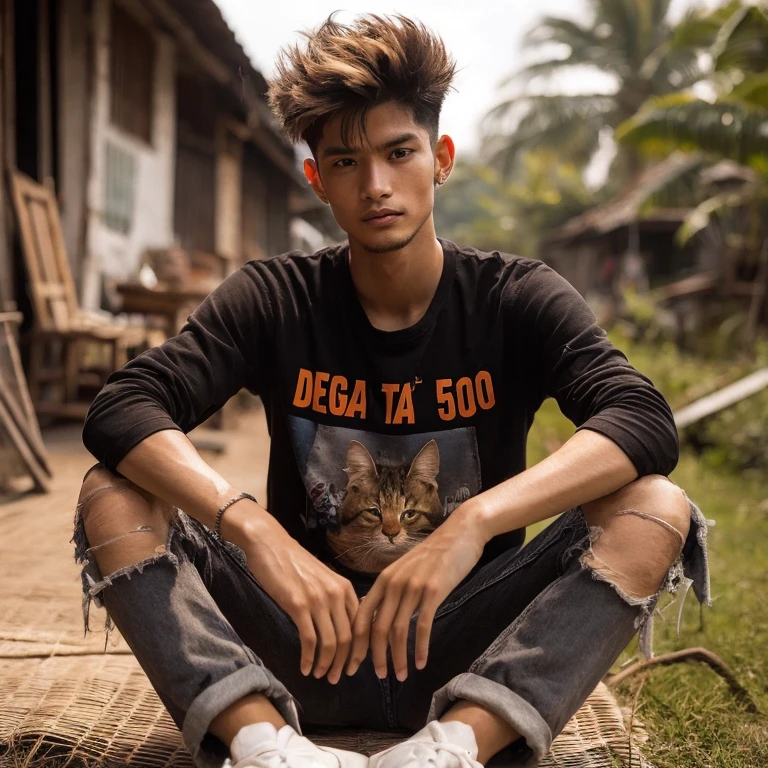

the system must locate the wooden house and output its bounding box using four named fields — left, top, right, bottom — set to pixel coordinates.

left=544, top=153, right=767, bottom=344
left=542, top=153, right=708, bottom=299
left=0, top=0, right=329, bottom=318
